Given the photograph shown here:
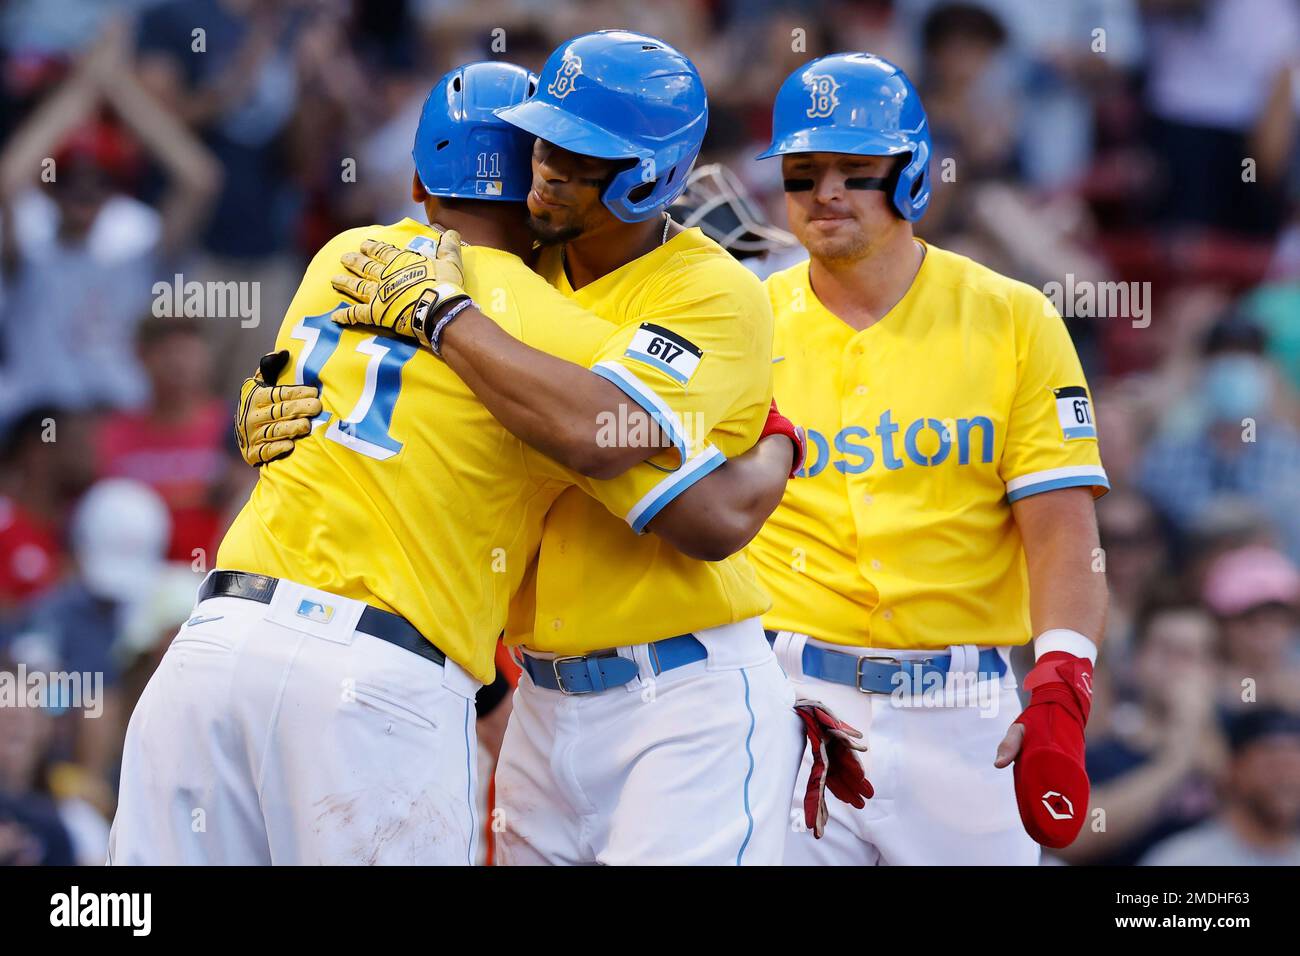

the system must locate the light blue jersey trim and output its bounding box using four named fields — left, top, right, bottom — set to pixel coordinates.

left=591, top=361, right=691, bottom=468
left=1006, top=473, right=1110, bottom=503
left=627, top=445, right=727, bottom=533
